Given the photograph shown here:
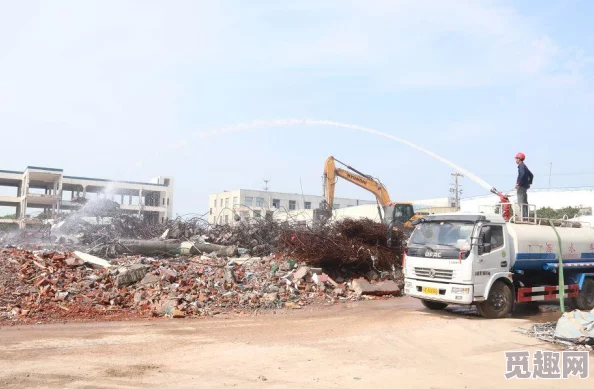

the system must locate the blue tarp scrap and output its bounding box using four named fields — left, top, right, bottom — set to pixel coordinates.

left=554, top=309, right=594, bottom=344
